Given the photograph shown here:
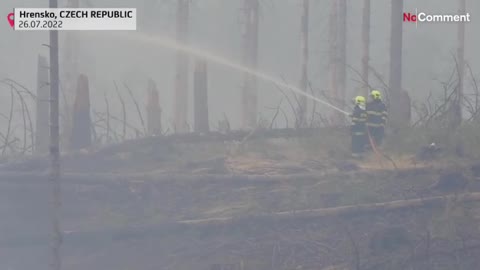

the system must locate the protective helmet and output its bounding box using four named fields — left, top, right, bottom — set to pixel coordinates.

left=354, top=96, right=366, bottom=105
left=370, top=90, right=382, bottom=100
